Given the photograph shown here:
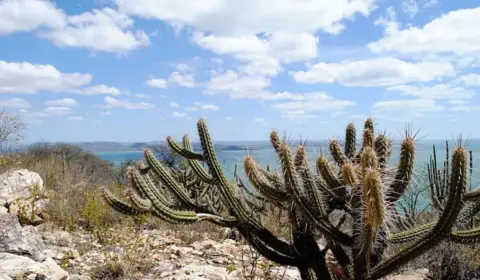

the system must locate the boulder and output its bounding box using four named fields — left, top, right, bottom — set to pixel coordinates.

left=0, top=169, right=44, bottom=206
left=0, top=213, right=45, bottom=262
left=0, top=253, right=68, bottom=280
